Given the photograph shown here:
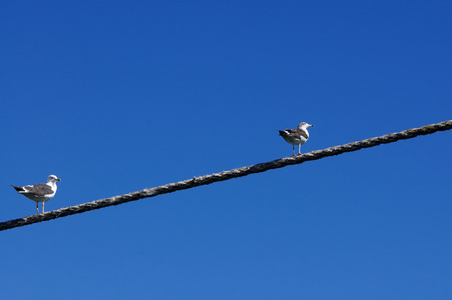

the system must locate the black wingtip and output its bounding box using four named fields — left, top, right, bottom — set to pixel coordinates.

left=10, top=185, right=24, bottom=192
